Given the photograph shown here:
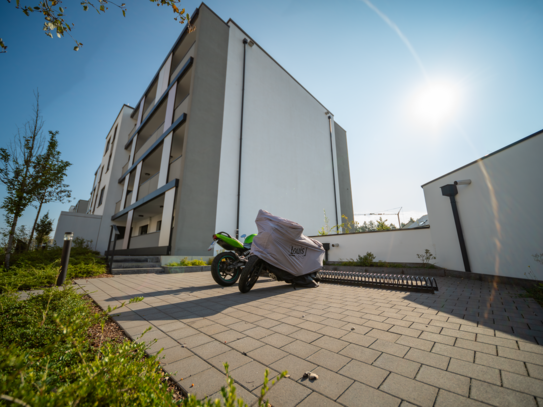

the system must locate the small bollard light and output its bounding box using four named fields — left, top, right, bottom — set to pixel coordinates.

left=56, top=232, right=74, bottom=286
